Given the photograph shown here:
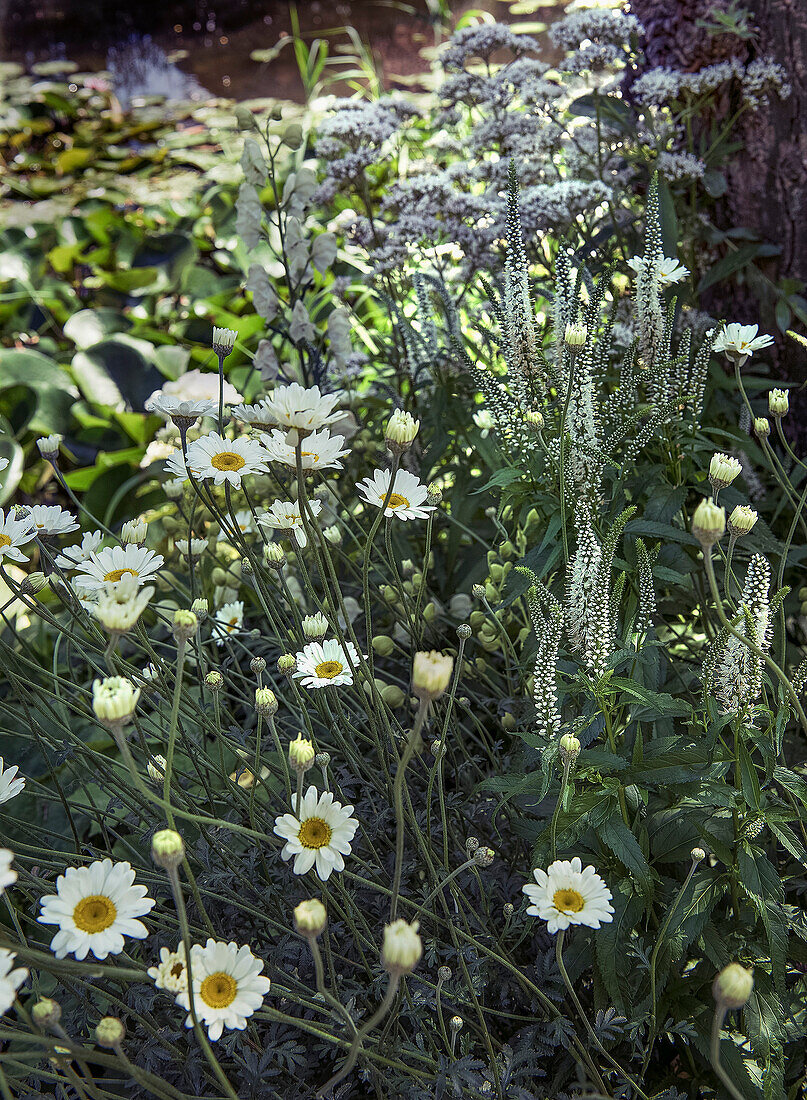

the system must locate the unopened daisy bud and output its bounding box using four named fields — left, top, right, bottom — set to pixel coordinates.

left=314, top=751, right=330, bottom=771
left=381, top=683, right=406, bottom=708
left=564, top=322, right=588, bottom=347
left=473, top=846, right=495, bottom=867
left=147, top=755, right=166, bottom=783
left=37, top=434, right=63, bottom=461
left=255, top=687, right=278, bottom=716
left=691, top=847, right=706, bottom=864
left=241, top=556, right=253, bottom=576
left=121, top=519, right=147, bottom=545
left=250, top=656, right=266, bottom=675
left=456, top=623, right=471, bottom=640
left=754, top=416, right=770, bottom=438
left=382, top=919, right=423, bottom=975
left=713, top=963, right=754, bottom=1009
left=427, top=483, right=442, bottom=505
left=559, top=733, right=581, bottom=762
left=438, top=965, right=452, bottom=982
left=278, top=654, right=297, bottom=676
left=172, top=609, right=198, bottom=642
left=21, top=571, right=50, bottom=595
left=152, top=829, right=185, bottom=869
left=503, top=903, right=514, bottom=919
left=728, top=505, right=757, bottom=537
left=32, top=998, right=62, bottom=1029
left=466, top=837, right=480, bottom=854
left=264, top=542, right=286, bottom=569
left=95, top=1016, right=126, bottom=1049
left=385, top=410, right=420, bottom=453
left=525, top=410, right=544, bottom=431
left=289, top=733, right=315, bottom=772
left=323, top=524, right=342, bottom=545
left=472, top=583, right=486, bottom=600
left=692, top=499, right=725, bottom=547
left=430, top=739, right=445, bottom=758
left=294, top=898, right=327, bottom=937
left=212, top=326, right=237, bottom=358
left=191, top=597, right=209, bottom=621
left=205, top=670, right=224, bottom=692
left=450, top=1015, right=463, bottom=1033
left=372, top=634, right=394, bottom=657
left=92, top=676, right=139, bottom=726
left=768, top=388, right=789, bottom=418
left=412, top=650, right=454, bottom=701
left=709, top=452, right=742, bottom=491
left=302, top=613, right=328, bottom=639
